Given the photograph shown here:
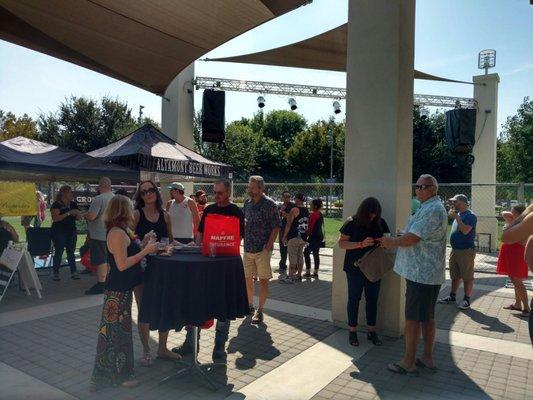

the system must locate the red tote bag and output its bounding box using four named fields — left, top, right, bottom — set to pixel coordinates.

left=201, top=214, right=241, bottom=256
